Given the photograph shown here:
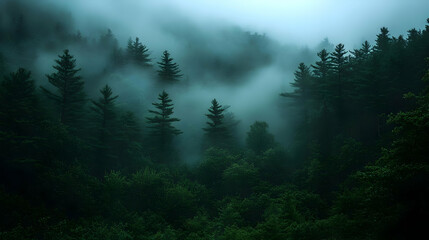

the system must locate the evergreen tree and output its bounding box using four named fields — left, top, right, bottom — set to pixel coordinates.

left=100, top=29, right=123, bottom=68
left=91, top=84, right=118, bottom=129
left=0, top=68, right=42, bottom=173
left=328, top=43, right=348, bottom=114
left=157, top=50, right=183, bottom=83
left=281, top=63, right=314, bottom=163
left=374, top=27, right=391, bottom=53
left=350, top=41, right=372, bottom=61
left=312, top=49, right=330, bottom=80
left=312, top=50, right=331, bottom=104
left=146, top=91, right=182, bottom=161
left=281, top=63, right=314, bottom=122
left=361, top=40, right=372, bottom=57
left=203, top=99, right=229, bottom=147
left=246, top=121, right=275, bottom=155
left=127, top=37, right=151, bottom=67
left=119, top=111, right=141, bottom=143
left=110, top=111, right=144, bottom=172
left=0, top=68, right=39, bottom=135
left=41, top=49, right=85, bottom=127
left=281, top=63, right=313, bottom=101
left=90, top=84, right=119, bottom=175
